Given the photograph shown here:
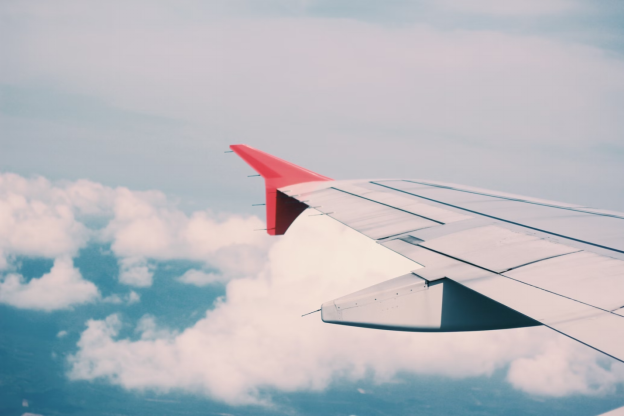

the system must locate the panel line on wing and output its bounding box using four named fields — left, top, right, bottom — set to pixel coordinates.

left=330, top=187, right=445, bottom=225
left=295, top=187, right=438, bottom=240
left=500, top=251, right=582, bottom=273
left=376, top=228, right=436, bottom=242
left=400, top=241, right=624, bottom=317
left=403, top=180, right=624, bottom=221
left=371, top=181, right=624, bottom=256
